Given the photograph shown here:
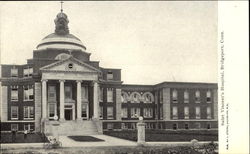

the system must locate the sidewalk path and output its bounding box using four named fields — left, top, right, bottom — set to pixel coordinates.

left=1, top=135, right=217, bottom=149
